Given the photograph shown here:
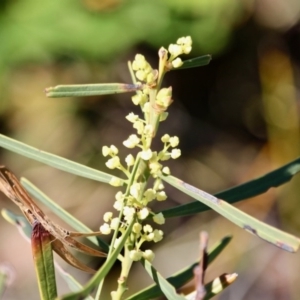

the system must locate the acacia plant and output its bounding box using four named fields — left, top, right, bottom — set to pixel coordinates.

left=0, top=36, right=299, bottom=300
